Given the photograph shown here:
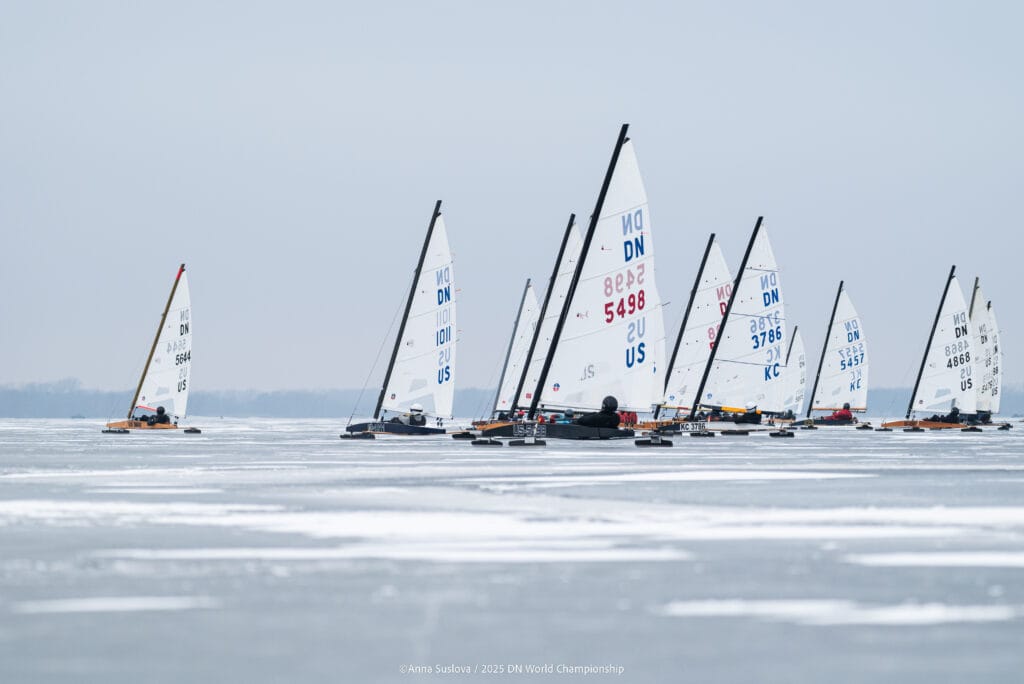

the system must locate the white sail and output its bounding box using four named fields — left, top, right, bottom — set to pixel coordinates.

left=661, top=239, right=732, bottom=410
left=537, top=139, right=666, bottom=412
left=137, top=267, right=192, bottom=420
left=810, top=287, right=869, bottom=412
left=700, top=227, right=788, bottom=412
left=970, top=283, right=1001, bottom=414
left=493, top=282, right=540, bottom=414
left=988, top=302, right=1002, bottom=414
left=781, top=326, right=806, bottom=415
left=380, top=214, right=456, bottom=418
left=518, top=223, right=583, bottom=407
left=911, top=274, right=975, bottom=416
